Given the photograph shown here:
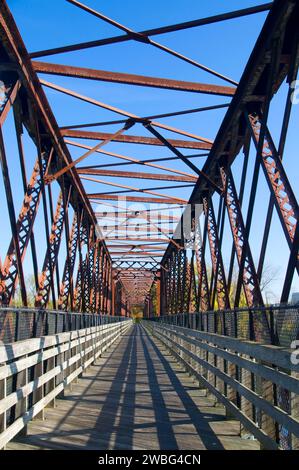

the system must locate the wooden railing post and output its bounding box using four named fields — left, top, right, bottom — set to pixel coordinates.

left=257, top=367, right=277, bottom=448
left=207, top=349, right=217, bottom=405
left=14, top=354, right=28, bottom=431
left=56, top=339, right=65, bottom=394
left=225, top=352, right=238, bottom=419
left=32, top=355, right=44, bottom=421
left=45, top=355, right=56, bottom=408
left=144, top=320, right=299, bottom=450
left=239, top=358, right=254, bottom=437
left=291, top=372, right=299, bottom=450
left=0, top=319, right=132, bottom=449
left=0, top=377, right=6, bottom=450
